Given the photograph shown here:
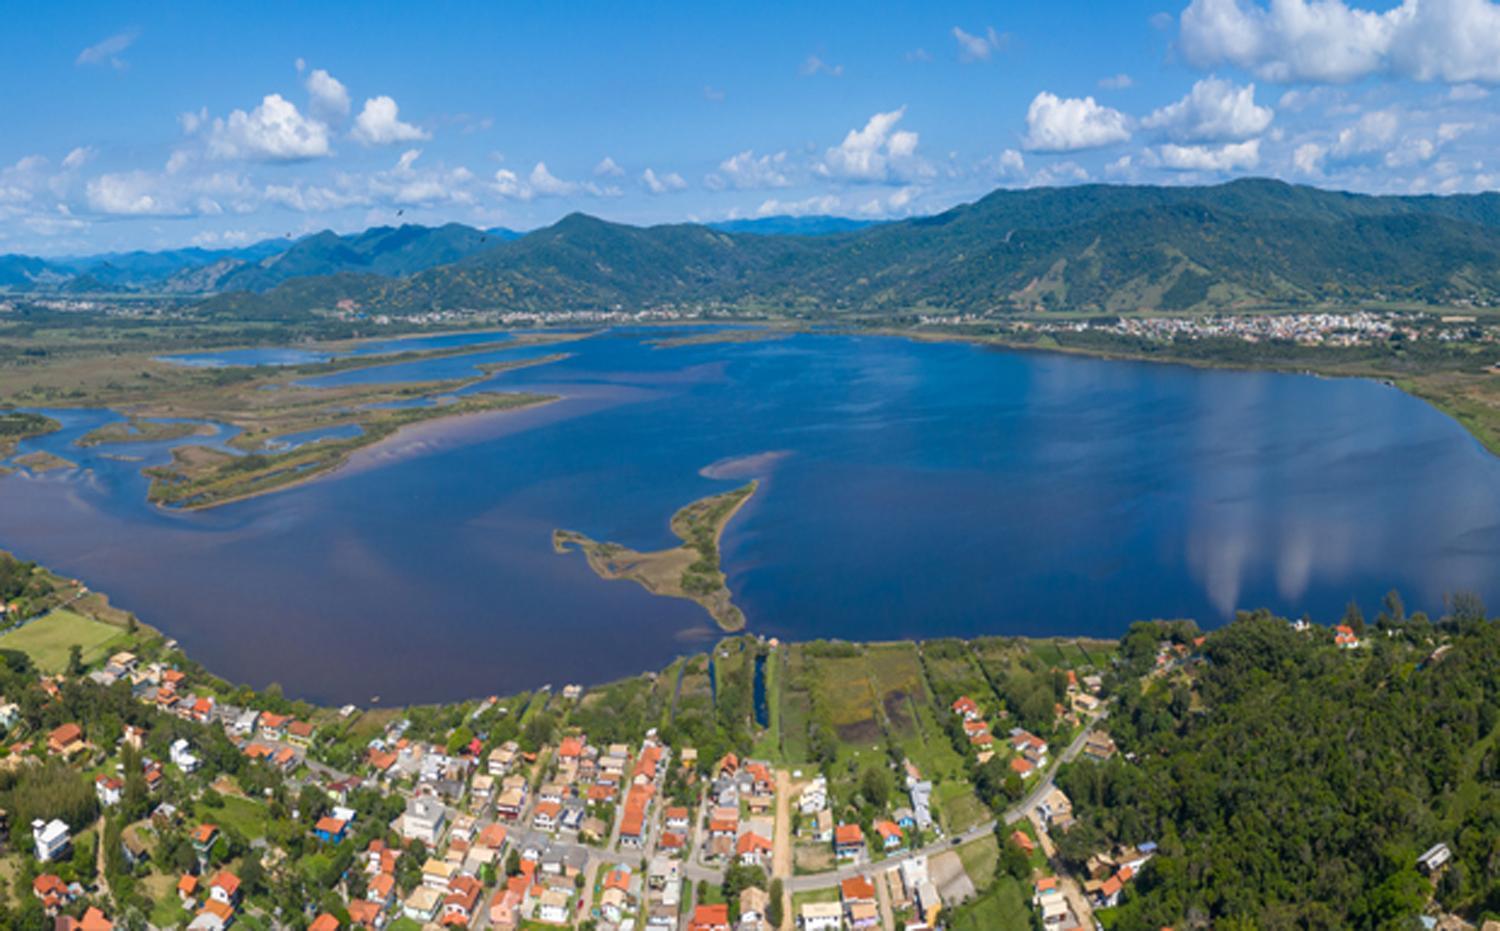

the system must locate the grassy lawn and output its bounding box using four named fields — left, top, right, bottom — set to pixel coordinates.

left=791, top=886, right=840, bottom=910
left=934, top=779, right=990, bottom=833
left=779, top=649, right=814, bottom=764
left=956, top=834, right=999, bottom=892
left=0, top=608, right=132, bottom=673
left=387, top=919, right=423, bottom=931
left=208, top=794, right=272, bottom=840
left=945, top=876, right=1031, bottom=931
